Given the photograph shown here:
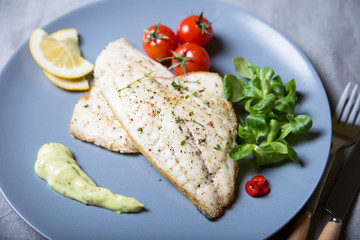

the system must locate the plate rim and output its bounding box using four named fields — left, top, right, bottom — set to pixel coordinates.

left=0, top=0, right=332, bottom=239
